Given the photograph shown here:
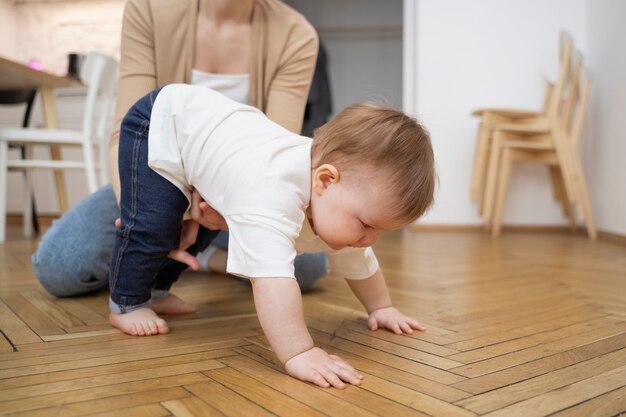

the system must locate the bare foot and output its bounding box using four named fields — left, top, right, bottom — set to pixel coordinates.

left=109, top=307, right=169, bottom=336
left=151, top=293, right=197, bottom=315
